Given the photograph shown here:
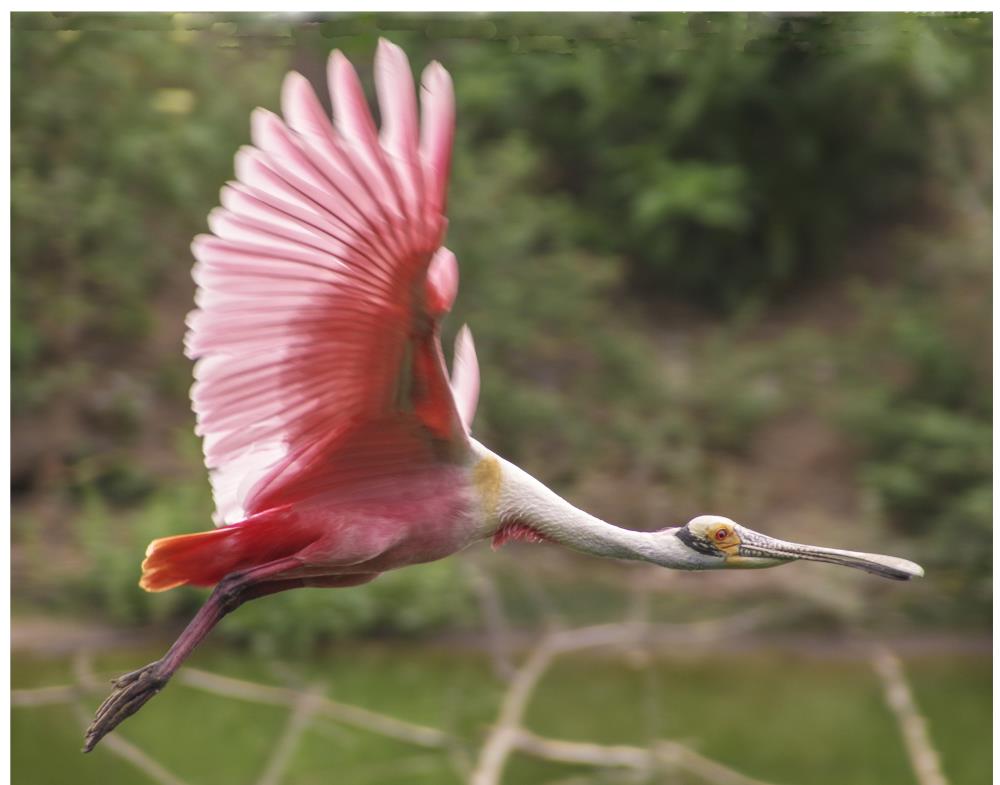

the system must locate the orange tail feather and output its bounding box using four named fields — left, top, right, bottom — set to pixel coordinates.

left=139, top=506, right=309, bottom=592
